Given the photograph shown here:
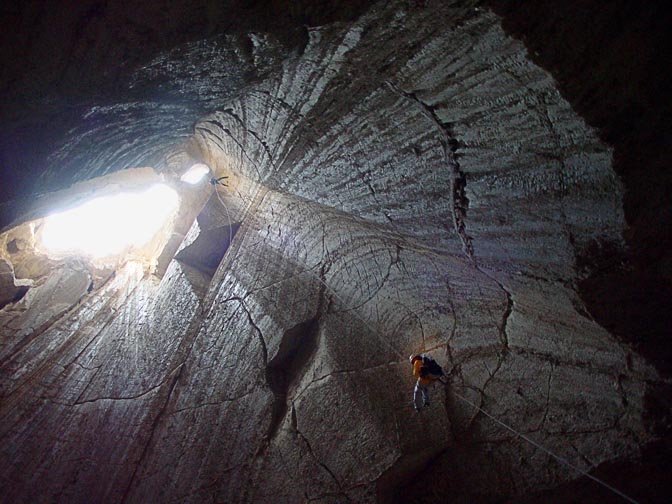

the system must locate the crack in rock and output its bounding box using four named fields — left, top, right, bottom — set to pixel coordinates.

left=384, top=79, right=473, bottom=258
left=120, top=365, right=184, bottom=504
left=296, top=425, right=351, bottom=502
